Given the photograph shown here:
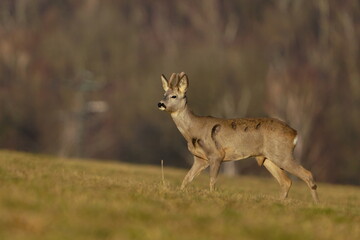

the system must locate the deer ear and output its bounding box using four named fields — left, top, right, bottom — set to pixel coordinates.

left=178, top=73, right=189, bottom=93
left=161, top=74, right=169, bottom=91
left=179, top=72, right=186, bottom=78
